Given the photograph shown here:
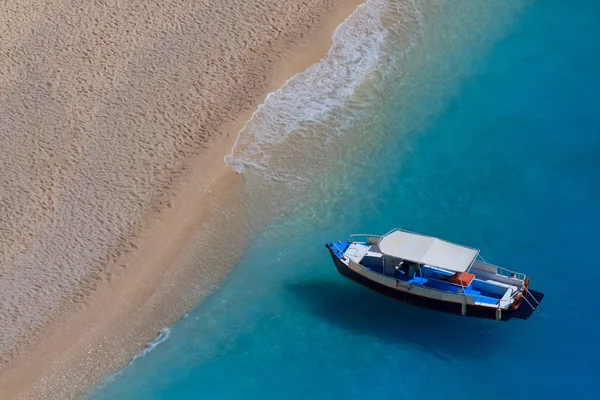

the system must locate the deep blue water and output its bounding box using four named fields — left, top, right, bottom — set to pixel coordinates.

left=90, top=0, right=600, bottom=398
